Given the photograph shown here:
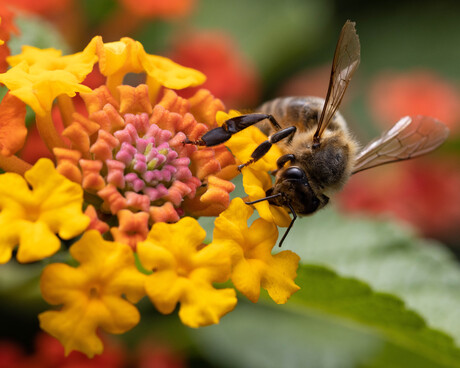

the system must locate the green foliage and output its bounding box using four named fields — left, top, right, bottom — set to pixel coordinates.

left=190, top=0, right=333, bottom=87
left=288, top=207, right=460, bottom=344
left=192, top=264, right=460, bottom=368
